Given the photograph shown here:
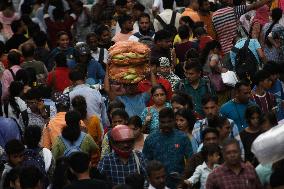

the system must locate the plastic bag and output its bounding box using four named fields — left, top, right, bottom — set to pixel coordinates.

left=251, top=123, right=284, bottom=164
